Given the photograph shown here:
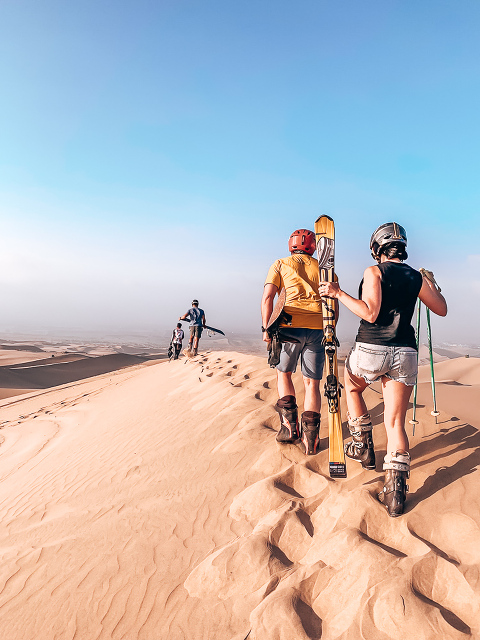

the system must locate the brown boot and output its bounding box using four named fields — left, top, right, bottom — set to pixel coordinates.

left=378, top=452, right=410, bottom=517
left=344, top=413, right=376, bottom=470
left=275, top=396, right=300, bottom=443
left=298, top=411, right=320, bottom=455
